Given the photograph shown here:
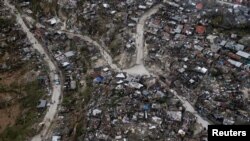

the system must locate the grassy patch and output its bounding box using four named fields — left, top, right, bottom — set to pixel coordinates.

left=78, top=84, right=92, bottom=106
left=218, top=27, right=250, bottom=37
left=21, top=81, right=44, bottom=108
left=0, top=18, right=14, bottom=29
left=109, top=38, right=122, bottom=57
left=62, top=96, right=74, bottom=107
left=75, top=122, right=86, bottom=138
left=211, top=15, right=223, bottom=27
